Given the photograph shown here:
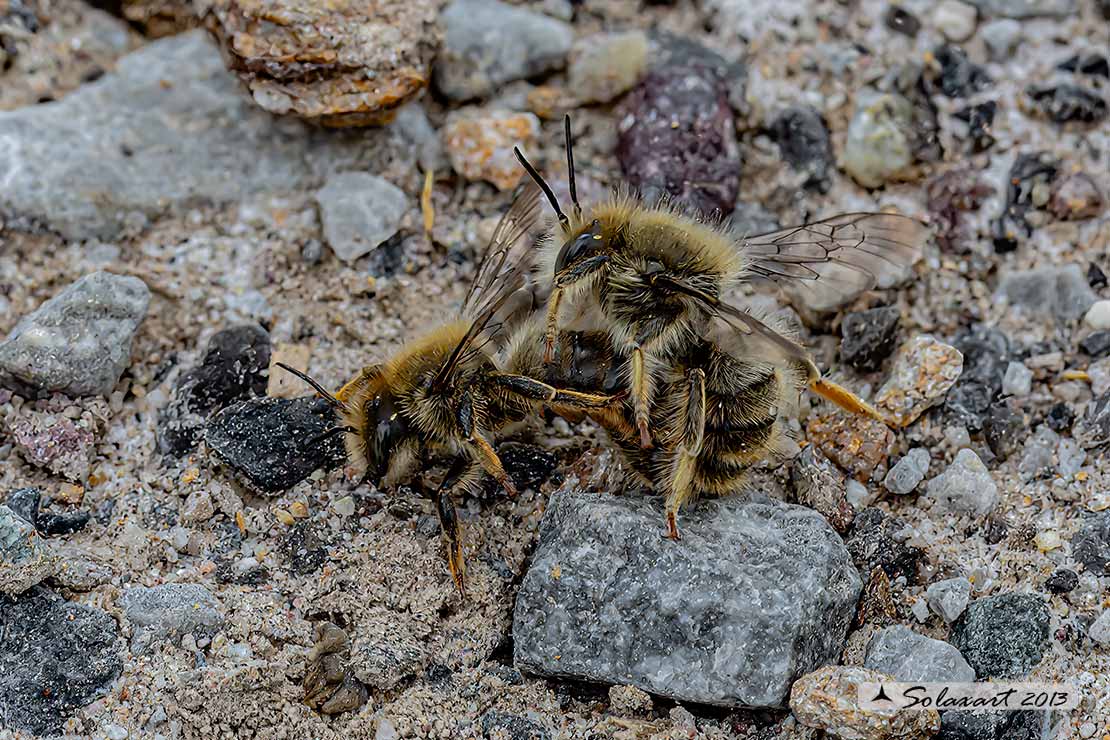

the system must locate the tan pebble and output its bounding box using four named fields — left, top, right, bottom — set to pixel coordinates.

left=274, top=509, right=295, bottom=526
